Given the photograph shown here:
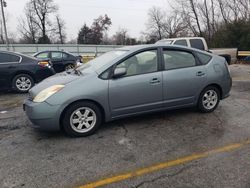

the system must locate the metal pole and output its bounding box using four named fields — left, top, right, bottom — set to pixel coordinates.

left=1, top=0, right=9, bottom=50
